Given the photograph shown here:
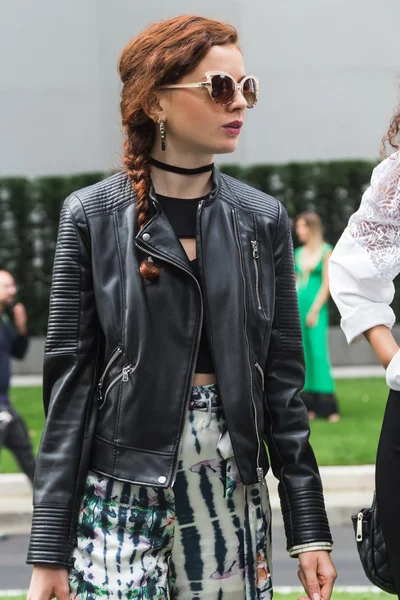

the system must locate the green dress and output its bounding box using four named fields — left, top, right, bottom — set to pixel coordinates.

left=294, top=243, right=335, bottom=396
